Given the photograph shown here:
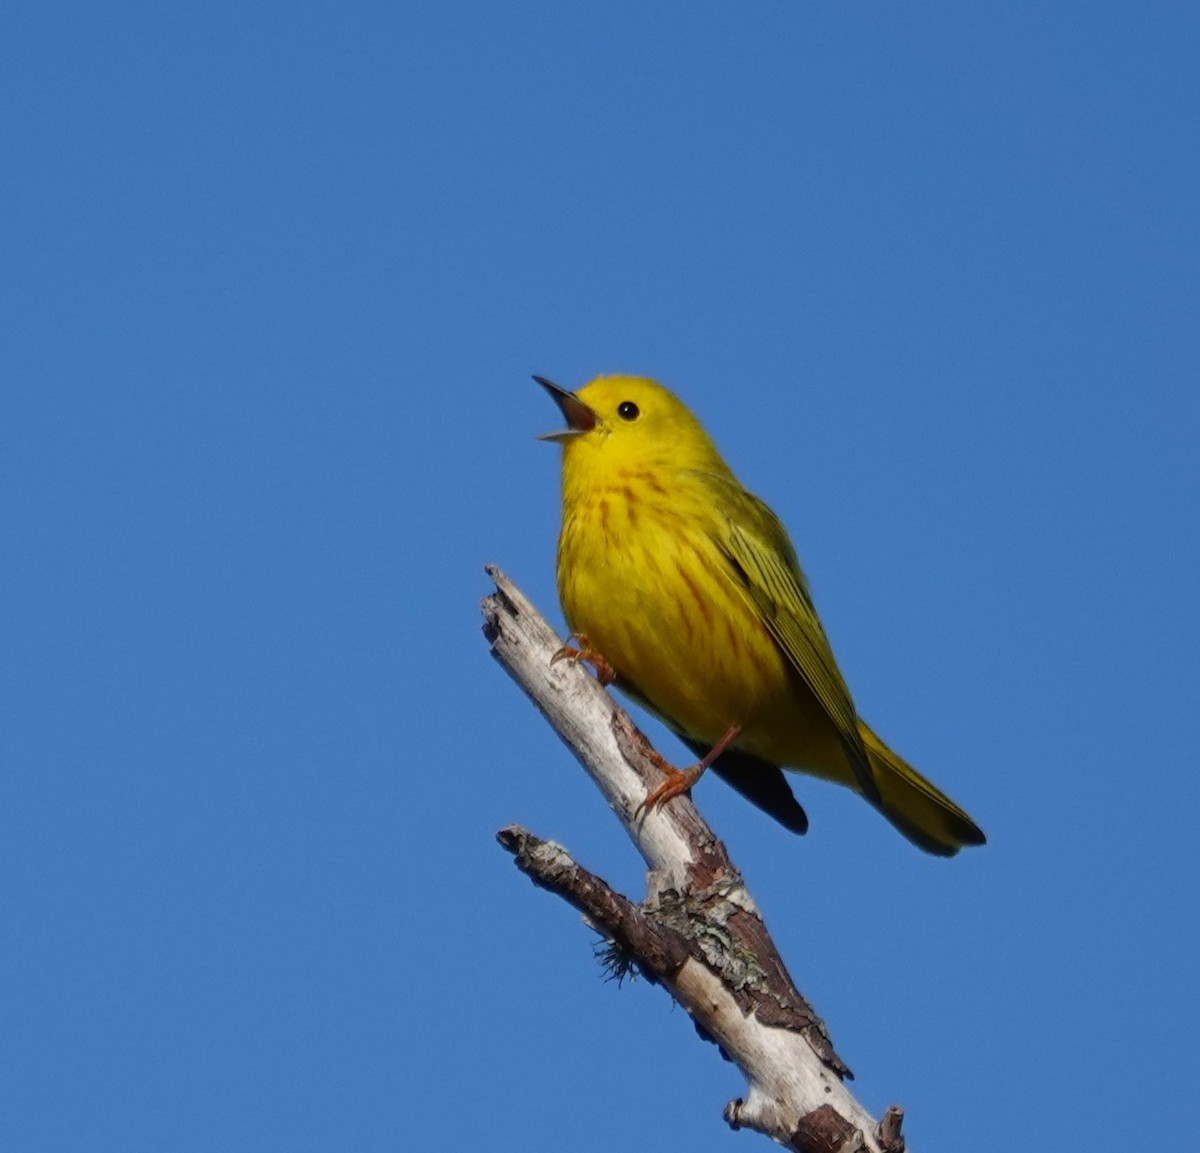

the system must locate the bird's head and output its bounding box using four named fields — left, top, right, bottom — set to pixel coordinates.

left=535, top=374, right=726, bottom=476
